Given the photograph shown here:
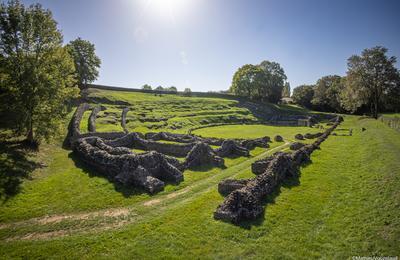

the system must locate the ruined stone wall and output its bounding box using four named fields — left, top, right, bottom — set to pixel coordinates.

left=104, top=133, right=196, bottom=157
left=74, top=137, right=183, bottom=194
left=88, top=106, right=103, bottom=133
left=65, top=103, right=91, bottom=147
left=214, top=116, right=342, bottom=224
left=121, top=107, right=129, bottom=133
